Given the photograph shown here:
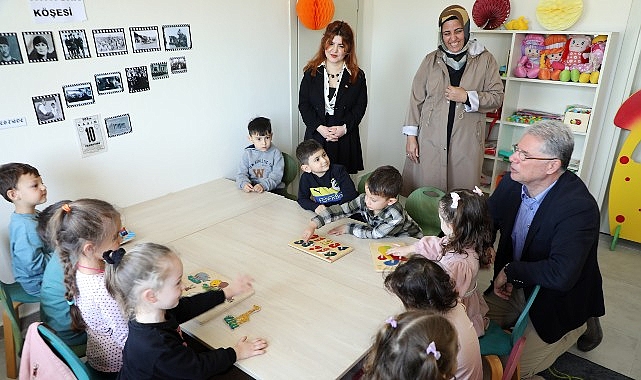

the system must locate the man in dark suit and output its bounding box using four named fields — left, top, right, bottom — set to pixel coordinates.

left=486, top=120, right=604, bottom=379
